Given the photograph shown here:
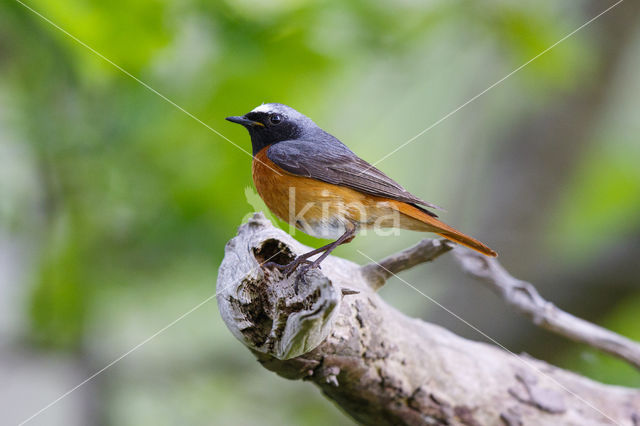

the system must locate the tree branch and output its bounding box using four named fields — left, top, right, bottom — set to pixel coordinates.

left=360, top=239, right=640, bottom=369
left=360, top=238, right=453, bottom=290
left=217, top=214, right=640, bottom=426
left=451, top=248, right=640, bottom=370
